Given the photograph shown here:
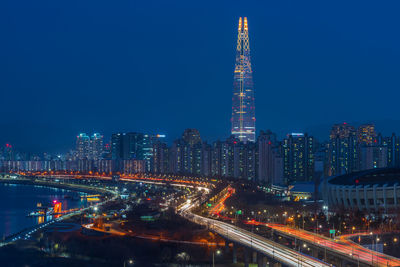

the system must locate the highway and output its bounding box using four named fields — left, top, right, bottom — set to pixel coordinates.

left=266, top=223, right=400, bottom=267
left=208, top=184, right=400, bottom=267
left=31, top=172, right=212, bottom=188
left=180, top=201, right=331, bottom=267
left=13, top=173, right=400, bottom=266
